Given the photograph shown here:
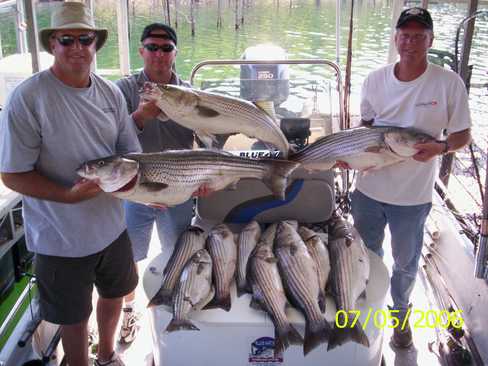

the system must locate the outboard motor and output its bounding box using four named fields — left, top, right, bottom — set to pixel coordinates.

left=240, top=44, right=289, bottom=106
